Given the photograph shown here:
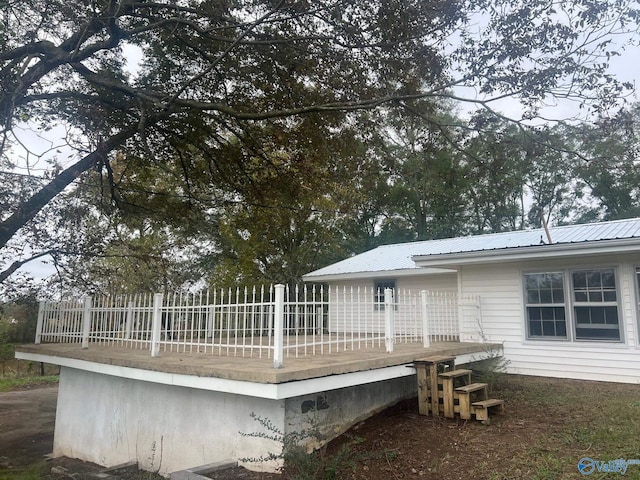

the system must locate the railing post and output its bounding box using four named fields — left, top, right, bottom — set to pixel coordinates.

left=273, top=284, right=285, bottom=368
left=81, top=296, right=92, bottom=349
left=151, top=293, right=163, bottom=357
left=421, top=290, right=430, bottom=349
left=384, top=288, right=394, bottom=353
left=35, top=300, right=46, bottom=344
